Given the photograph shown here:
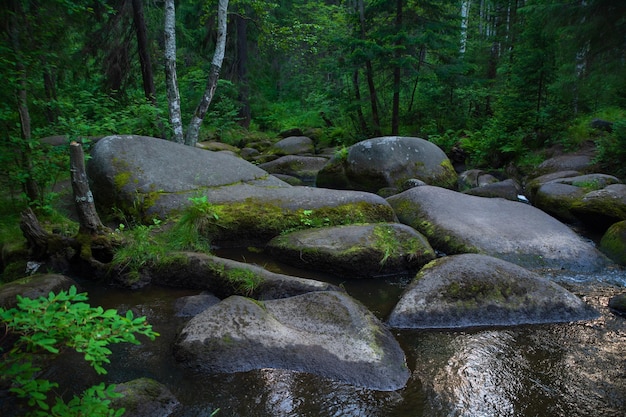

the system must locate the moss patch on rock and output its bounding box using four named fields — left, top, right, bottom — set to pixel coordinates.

left=599, top=220, right=626, bottom=265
